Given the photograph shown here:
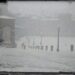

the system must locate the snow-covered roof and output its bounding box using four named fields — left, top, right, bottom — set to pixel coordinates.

left=0, top=15, right=14, bottom=19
